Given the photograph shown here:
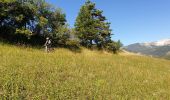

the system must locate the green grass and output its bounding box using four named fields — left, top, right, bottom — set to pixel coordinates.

left=0, top=43, right=170, bottom=100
